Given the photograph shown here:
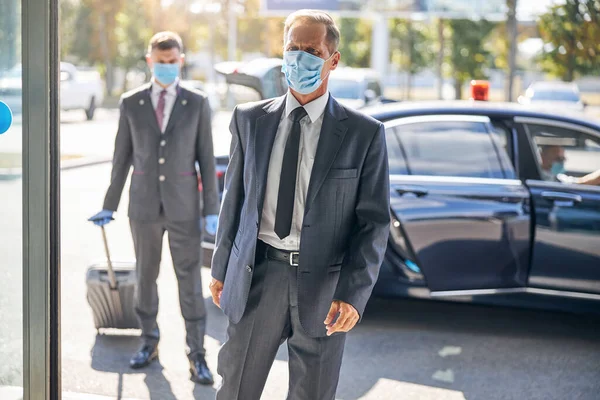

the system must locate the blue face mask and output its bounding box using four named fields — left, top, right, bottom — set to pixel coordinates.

left=282, top=51, right=334, bottom=95
left=153, top=63, right=180, bottom=86
left=551, top=161, right=566, bottom=176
